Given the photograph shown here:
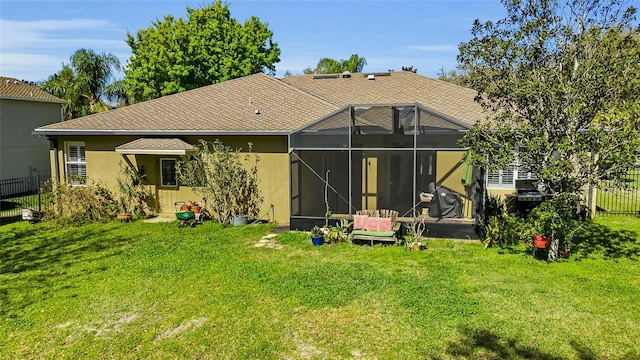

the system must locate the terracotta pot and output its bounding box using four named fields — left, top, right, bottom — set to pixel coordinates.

left=533, top=235, right=550, bottom=248
left=117, top=213, right=132, bottom=222
left=180, top=204, right=191, bottom=211
left=191, top=205, right=202, bottom=214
